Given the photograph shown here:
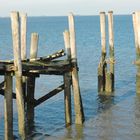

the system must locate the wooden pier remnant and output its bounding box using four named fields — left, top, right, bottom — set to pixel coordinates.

left=98, top=12, right=106, bottom=93
left=98, top=11, right=115, bottom=95
left=11, top=11, right=26, bottom=140
left=27, top=33, right=39, bottom=128
left=63, top=30, right=72, bottom=126
left=68, top=13, right=85, bottom=124
left=0, top=11, right=84, bottom=139
left=4, top=73, right=13, bottom=140
left=132, top=12, right=140, bottom=94
left=20, top=13, right=27, bottom=102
